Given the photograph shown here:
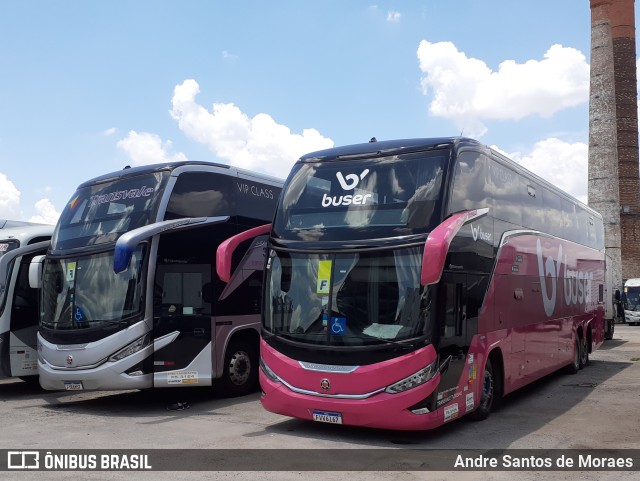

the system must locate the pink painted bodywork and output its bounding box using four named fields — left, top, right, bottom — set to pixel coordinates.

left=216, top=223, right=271, bottom=283
left=480, top=232, right=605, bottom=394
left=261, top=213, right=606, bottom=430
left=260, top=339, right=446, bottom=430
left=421, top=210, right=484, bottom=285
